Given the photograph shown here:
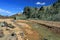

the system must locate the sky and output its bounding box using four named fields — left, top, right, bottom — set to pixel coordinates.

left=0, top=0, right=57, bottom=16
